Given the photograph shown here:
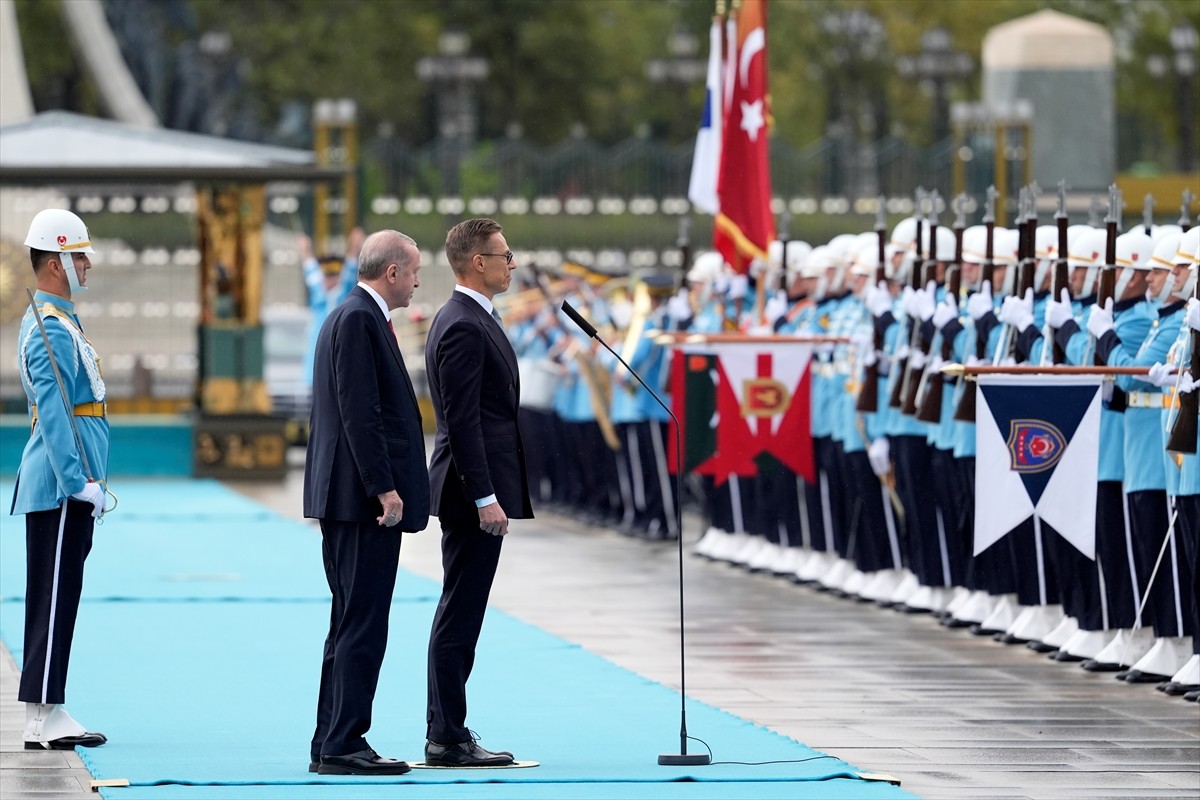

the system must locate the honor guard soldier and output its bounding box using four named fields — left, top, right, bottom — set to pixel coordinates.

left=12, top=209, right=111, bottom=750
